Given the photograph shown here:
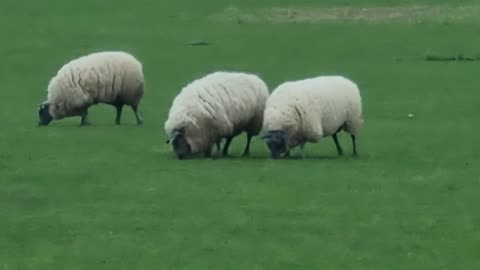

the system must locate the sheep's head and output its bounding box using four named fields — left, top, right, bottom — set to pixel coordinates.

left=38, top=102, right=53, bottom=126
left=166, top=128, right=191, bottom=159
left=262, top=130, right=289, bottom=159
